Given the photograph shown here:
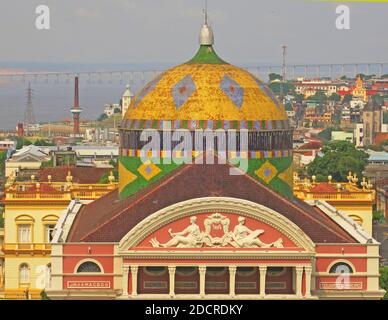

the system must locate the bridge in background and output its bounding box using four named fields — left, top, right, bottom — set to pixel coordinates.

left=1, top=63, right=387, bottom=85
